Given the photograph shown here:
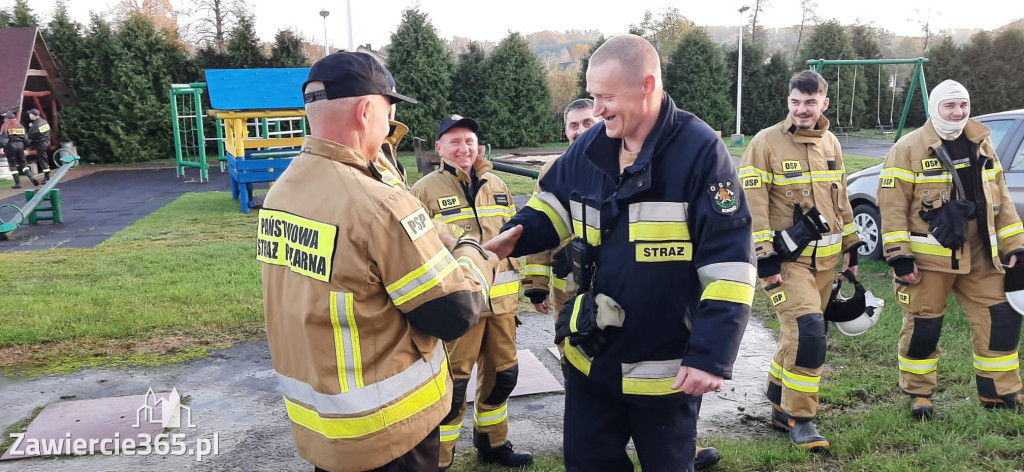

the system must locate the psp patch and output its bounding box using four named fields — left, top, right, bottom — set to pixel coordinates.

left=707, top=180, right=739, bottom=215
left=400, top=208, right=433, bottom=242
